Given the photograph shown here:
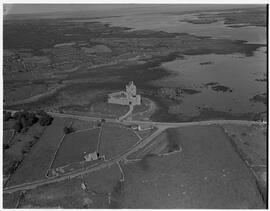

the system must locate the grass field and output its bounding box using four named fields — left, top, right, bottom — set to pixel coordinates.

left=3, top=130, right=13, bottom=144
left=6, top=117, right=72, bottom=186
left=3, top=191, right=22, bottom=208
left=220, top=123, right=267, bottom=202
left=128, top=131, right=168, bottom=159
left=91, top=102, right=129, bottom=118
left=133, top=98, right=148, bottom=113
left=72, top=119, right=96, bottom=131
left=135, top=127, right=157, bottom=139
left=52, top=128, right=100, bottom=168
left=4, top=83, right=48, bottom=104
left=18, top=178, right=107, bottom=208
left=99, top=124, right=139, bottom=160
left=6, top=164, right=122, bottom=208
left=3, top=119, right=16, bottom=130
left=3, top=123, right=45, bottom=178
left=131, top=97, right=156, bottom=121
left=83, top=164, right=121, bottom=193
left=119, top=125, right=265, bottom=208
left=221, top=124, right=266, bottom=166
left=128, top=128, right=180, bottom=159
